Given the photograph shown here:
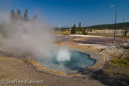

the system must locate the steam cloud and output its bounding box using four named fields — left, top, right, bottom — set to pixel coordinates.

left=0, top=14, right=55, bottom=58
left=0, top=11, right=72, bottom=64
left=57, top=48, right=71, bottom=62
